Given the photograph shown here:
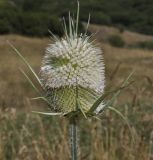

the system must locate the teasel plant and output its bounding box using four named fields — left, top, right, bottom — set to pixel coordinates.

left=8, top=2, right=135, bottom=160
